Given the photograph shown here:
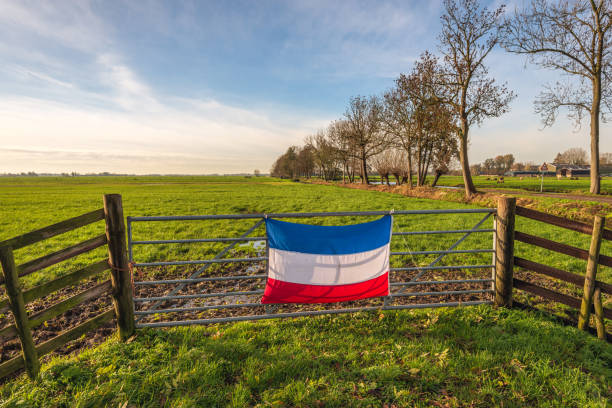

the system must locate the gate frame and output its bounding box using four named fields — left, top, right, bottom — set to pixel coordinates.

left=127, top=204, right=509, bottom=328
